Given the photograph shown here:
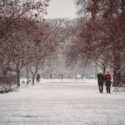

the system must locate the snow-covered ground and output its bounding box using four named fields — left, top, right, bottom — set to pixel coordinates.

left=0, top=79, right=125, bottom=125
